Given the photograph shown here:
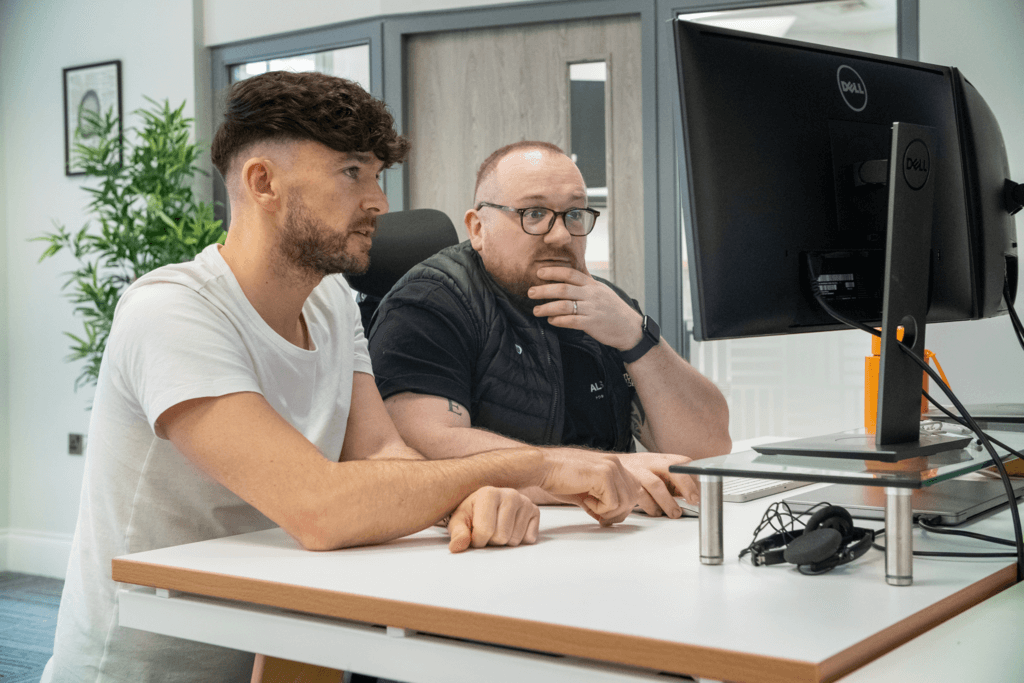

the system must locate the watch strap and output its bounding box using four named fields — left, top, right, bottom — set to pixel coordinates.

left=620, top=315, right=660, bottom=364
